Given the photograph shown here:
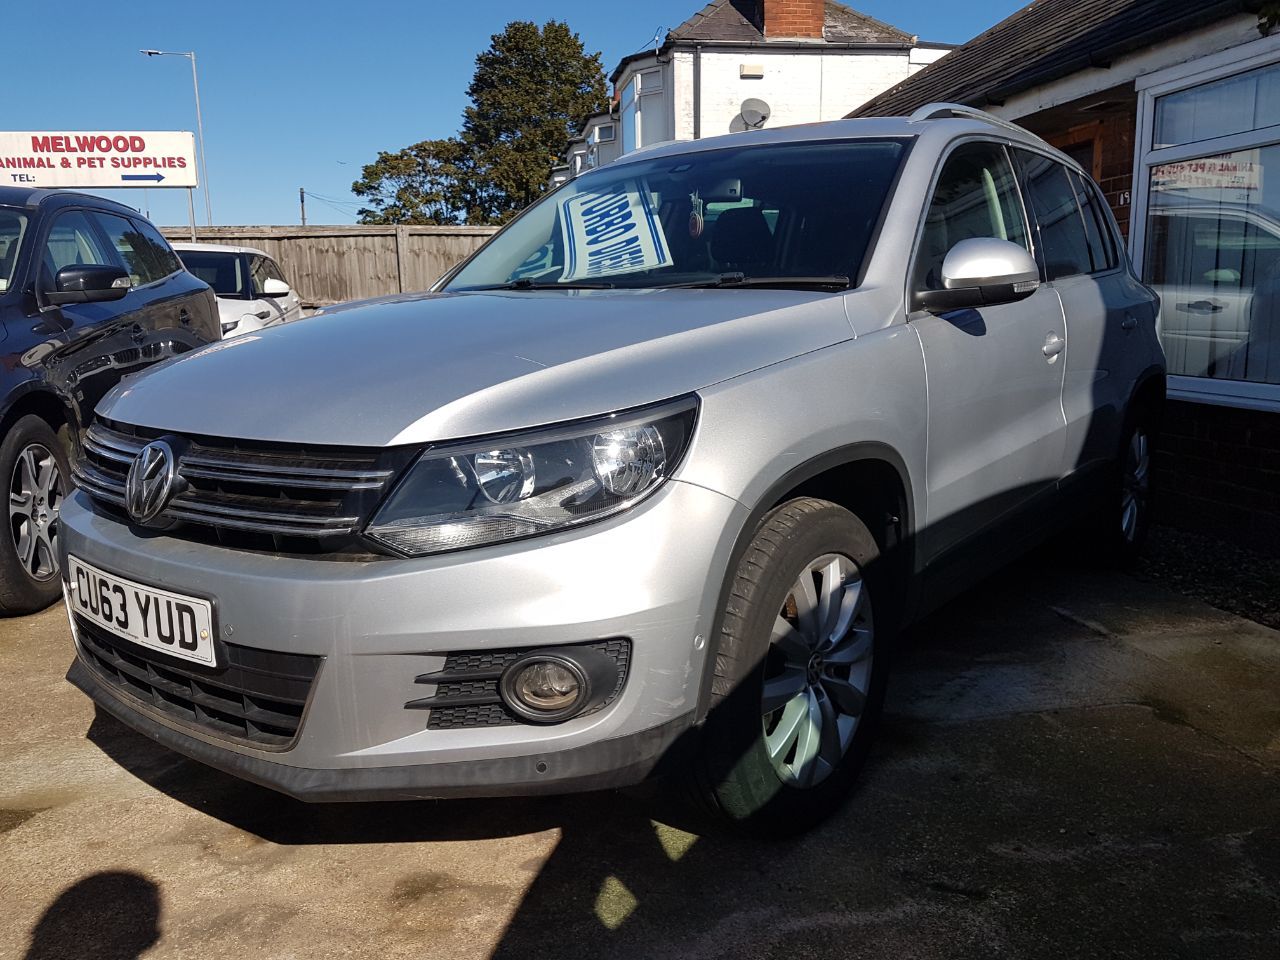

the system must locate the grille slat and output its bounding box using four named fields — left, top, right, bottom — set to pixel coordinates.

left=73, top=420, right=413, bottom=549
left=76, top=615, right=321, bottom=748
